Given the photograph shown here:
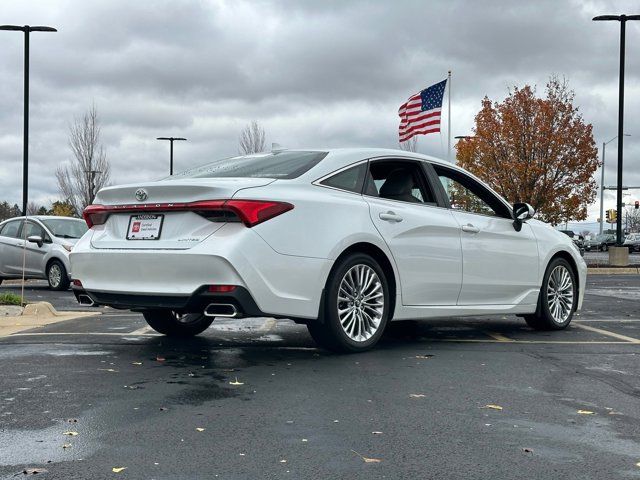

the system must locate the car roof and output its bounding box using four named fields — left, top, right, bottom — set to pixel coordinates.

left=0, top=216, right=83, bottom=225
